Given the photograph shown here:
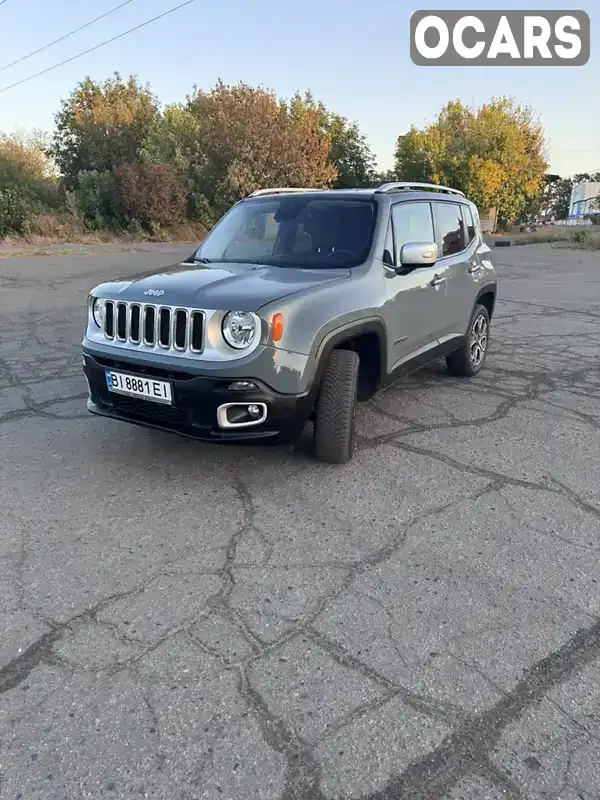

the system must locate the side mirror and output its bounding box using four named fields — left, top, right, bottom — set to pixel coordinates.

left=399, top=241, right=438, bottom=268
